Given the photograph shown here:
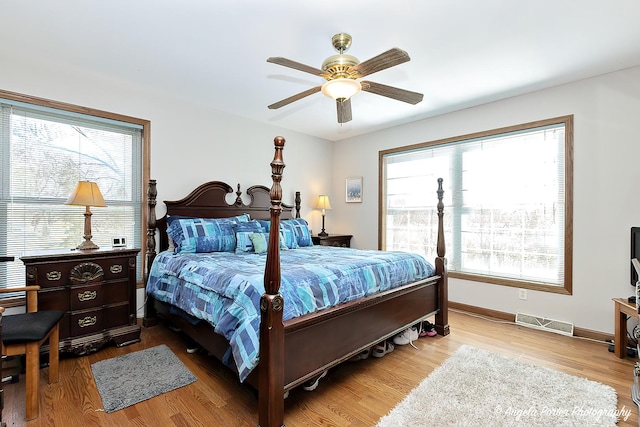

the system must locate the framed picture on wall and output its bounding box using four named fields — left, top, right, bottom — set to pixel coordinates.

left=346, top=176, right=362, bottom=203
